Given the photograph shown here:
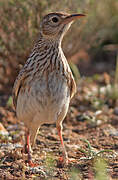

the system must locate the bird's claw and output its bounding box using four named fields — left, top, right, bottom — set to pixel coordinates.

left=28, top=160, right=39, bottom=167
